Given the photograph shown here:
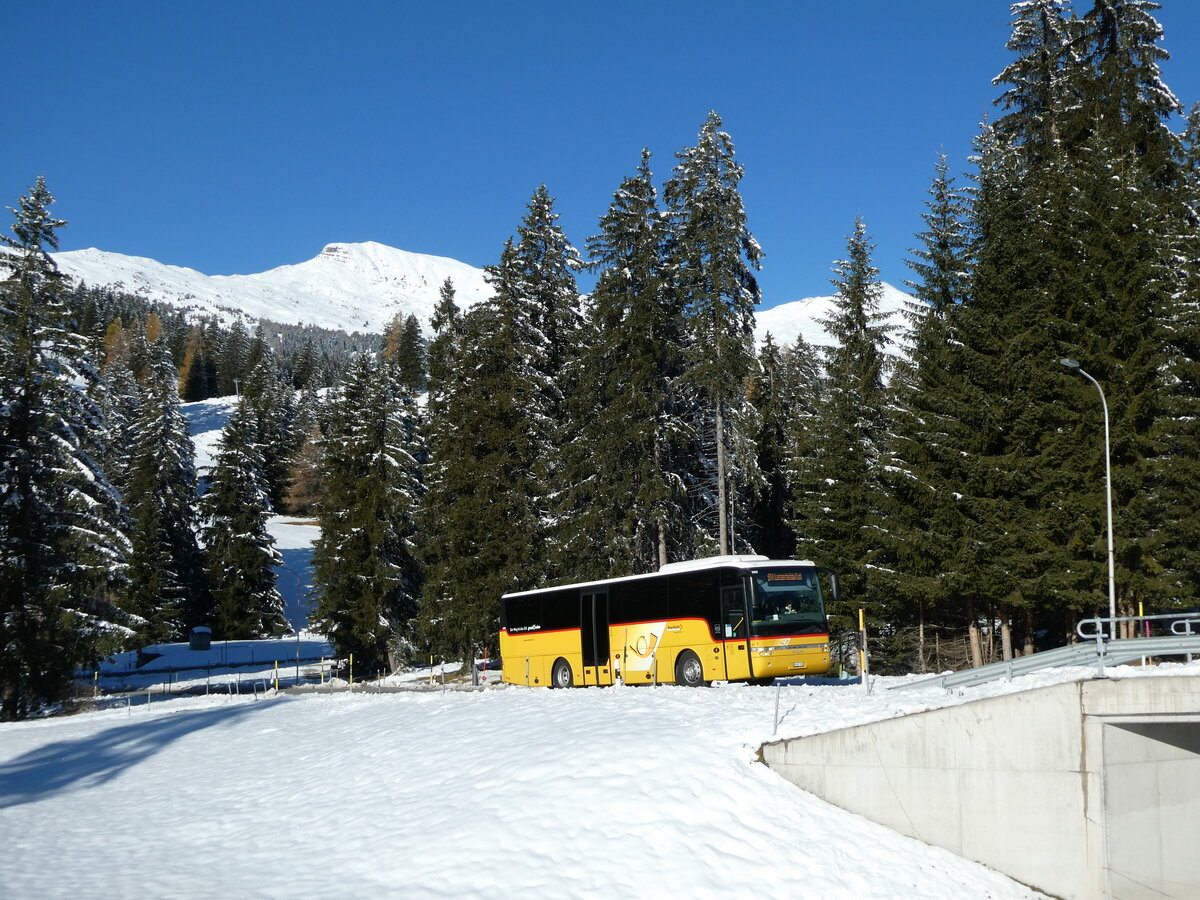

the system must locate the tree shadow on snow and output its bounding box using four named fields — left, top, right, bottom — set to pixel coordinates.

left=0, top=702, right=266, bottom=809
